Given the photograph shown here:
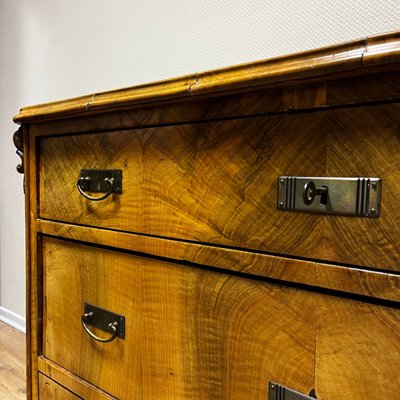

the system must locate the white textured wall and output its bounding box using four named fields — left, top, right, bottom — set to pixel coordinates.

left=0, top=0, right=399, bottom=322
